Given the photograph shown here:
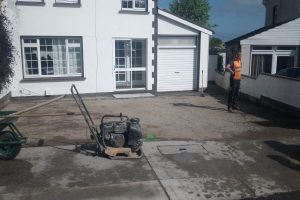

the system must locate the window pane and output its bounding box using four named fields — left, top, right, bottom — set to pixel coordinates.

left=158, top=37, right=196, bottom=46
left=17, top=0, right=43, bottom=2
left=68, top=45, right=82, bottom=74
left=132, top=71, right=146, bottom=88
left=115, top=40, right=131, bottom=69
left=122, top=0, right=133, bottom=8
left=251, top=54, right=272, bottom=77
left=277, top=56, right=294, bottom=72
left=135, top=0, right=146, bottom=8
left=56, top=0, right=79, bottom=4
left=132, top=40, right=146, bottom=68
left=46, top=39, right=52, bottom=45
left=68, top=39, right=81, bottom=44
left=116, top=71, right=131, bottom=89
left=25, top=54, right=31, bottom=60
left=40, top=39, right=46, bottom=45
left=24, top=47, right=39, bottom=75
left=24, top=39, right=37, bottom=44
left=252, top=46, right=272, bottom=50
left=24, top=47, right=31, bottom=53
left=32, top=52, right=37, bottom=60
left=277, top=46, right=297, bottom=51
